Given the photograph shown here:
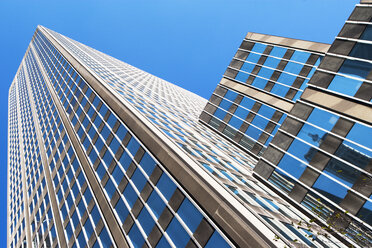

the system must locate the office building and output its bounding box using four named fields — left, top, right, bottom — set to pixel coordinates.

left=200, top=1, right=372, bottom=247
left=8, top=26, right=349, bottom=248
left=199, top=32, right=329, bottom=159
